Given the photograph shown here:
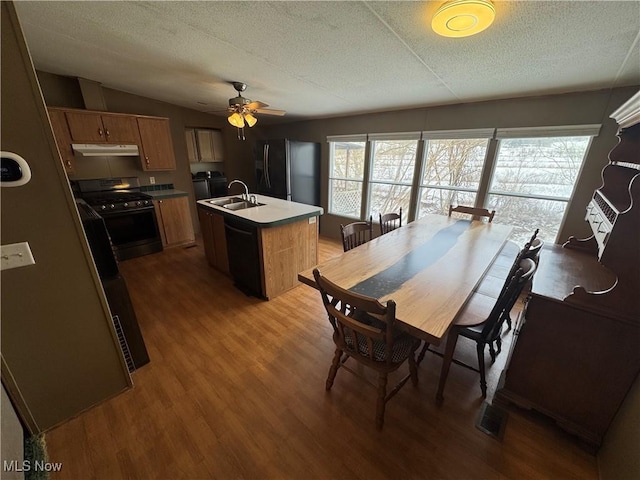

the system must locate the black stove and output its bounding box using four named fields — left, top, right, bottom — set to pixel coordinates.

left=75, top=177, right=162, bottom=261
